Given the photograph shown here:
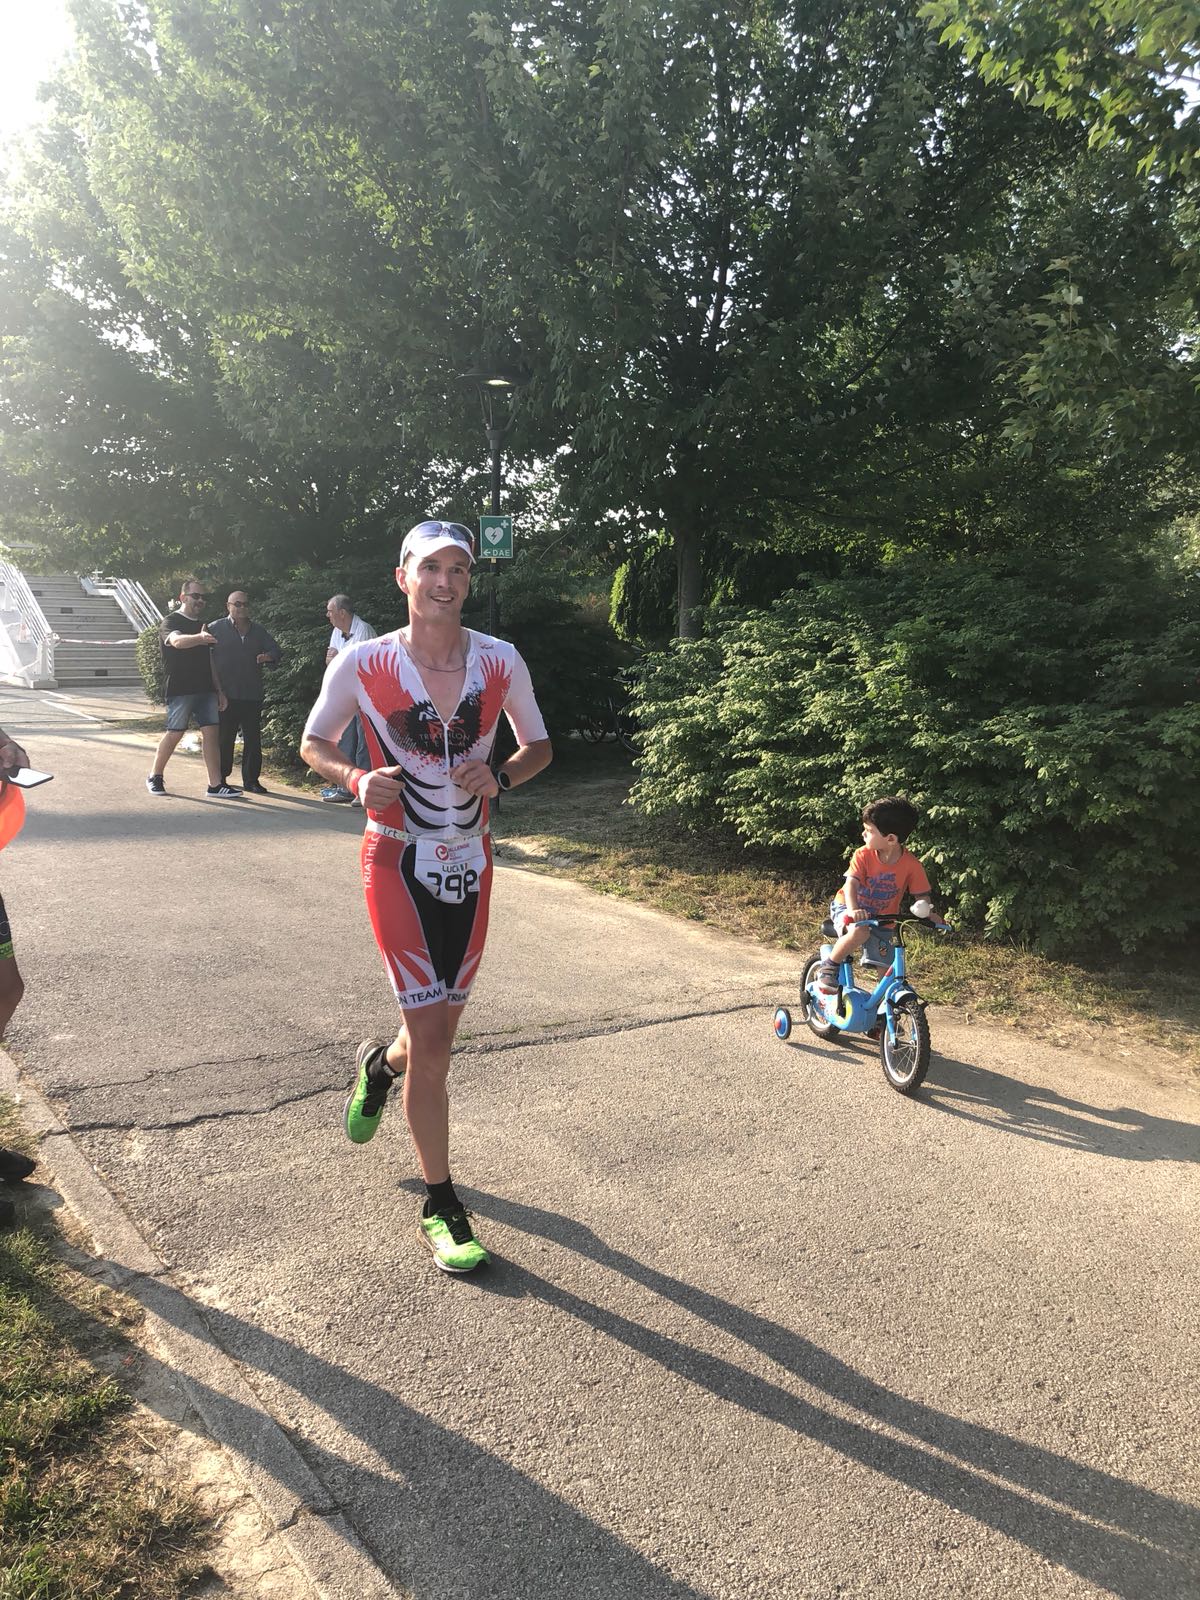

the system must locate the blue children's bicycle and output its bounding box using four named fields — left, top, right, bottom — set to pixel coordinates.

left=773, top=911, right=948, bottom=1095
